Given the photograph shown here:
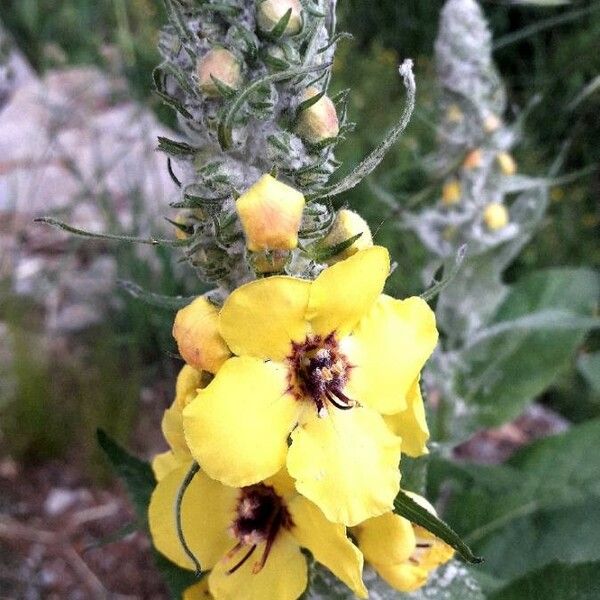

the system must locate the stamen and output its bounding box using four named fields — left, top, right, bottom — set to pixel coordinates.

left=330, top=388, right=355, bottom=407
left=326, top=391, right=353, bottom=410
left=416, top=542, right=432, bottom=549
left=227, top=544, right=257, bottom=575
left=253, top=527, right=277, bottom=574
